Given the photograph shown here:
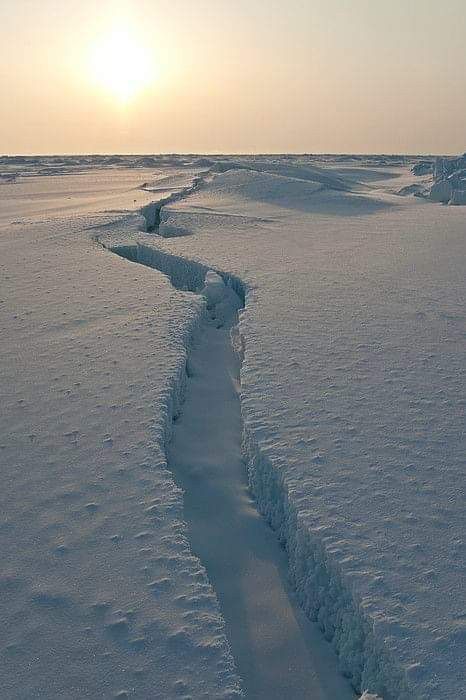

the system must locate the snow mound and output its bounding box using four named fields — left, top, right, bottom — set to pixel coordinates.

left=202, top=270, right=243, bottom=325
left=211, top=159, right=350, bottom=191
left=203, top=270, right=228, bottom=305
left=189, top=168, right=392, bottom=217
left=209, top=168, right=324, bottom=202
left=429, top=154, right=466, bottom=204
